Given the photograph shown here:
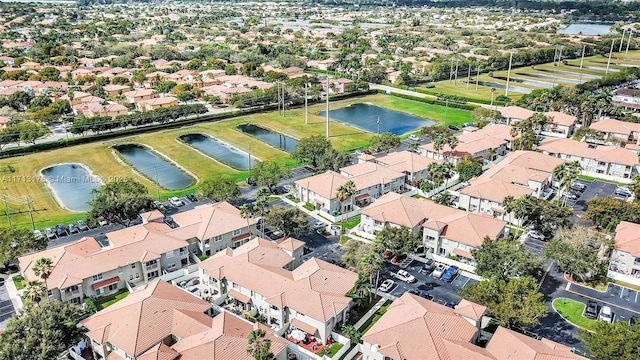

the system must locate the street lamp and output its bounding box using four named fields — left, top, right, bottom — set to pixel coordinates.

left=490, top=88, right=496, bottom=111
